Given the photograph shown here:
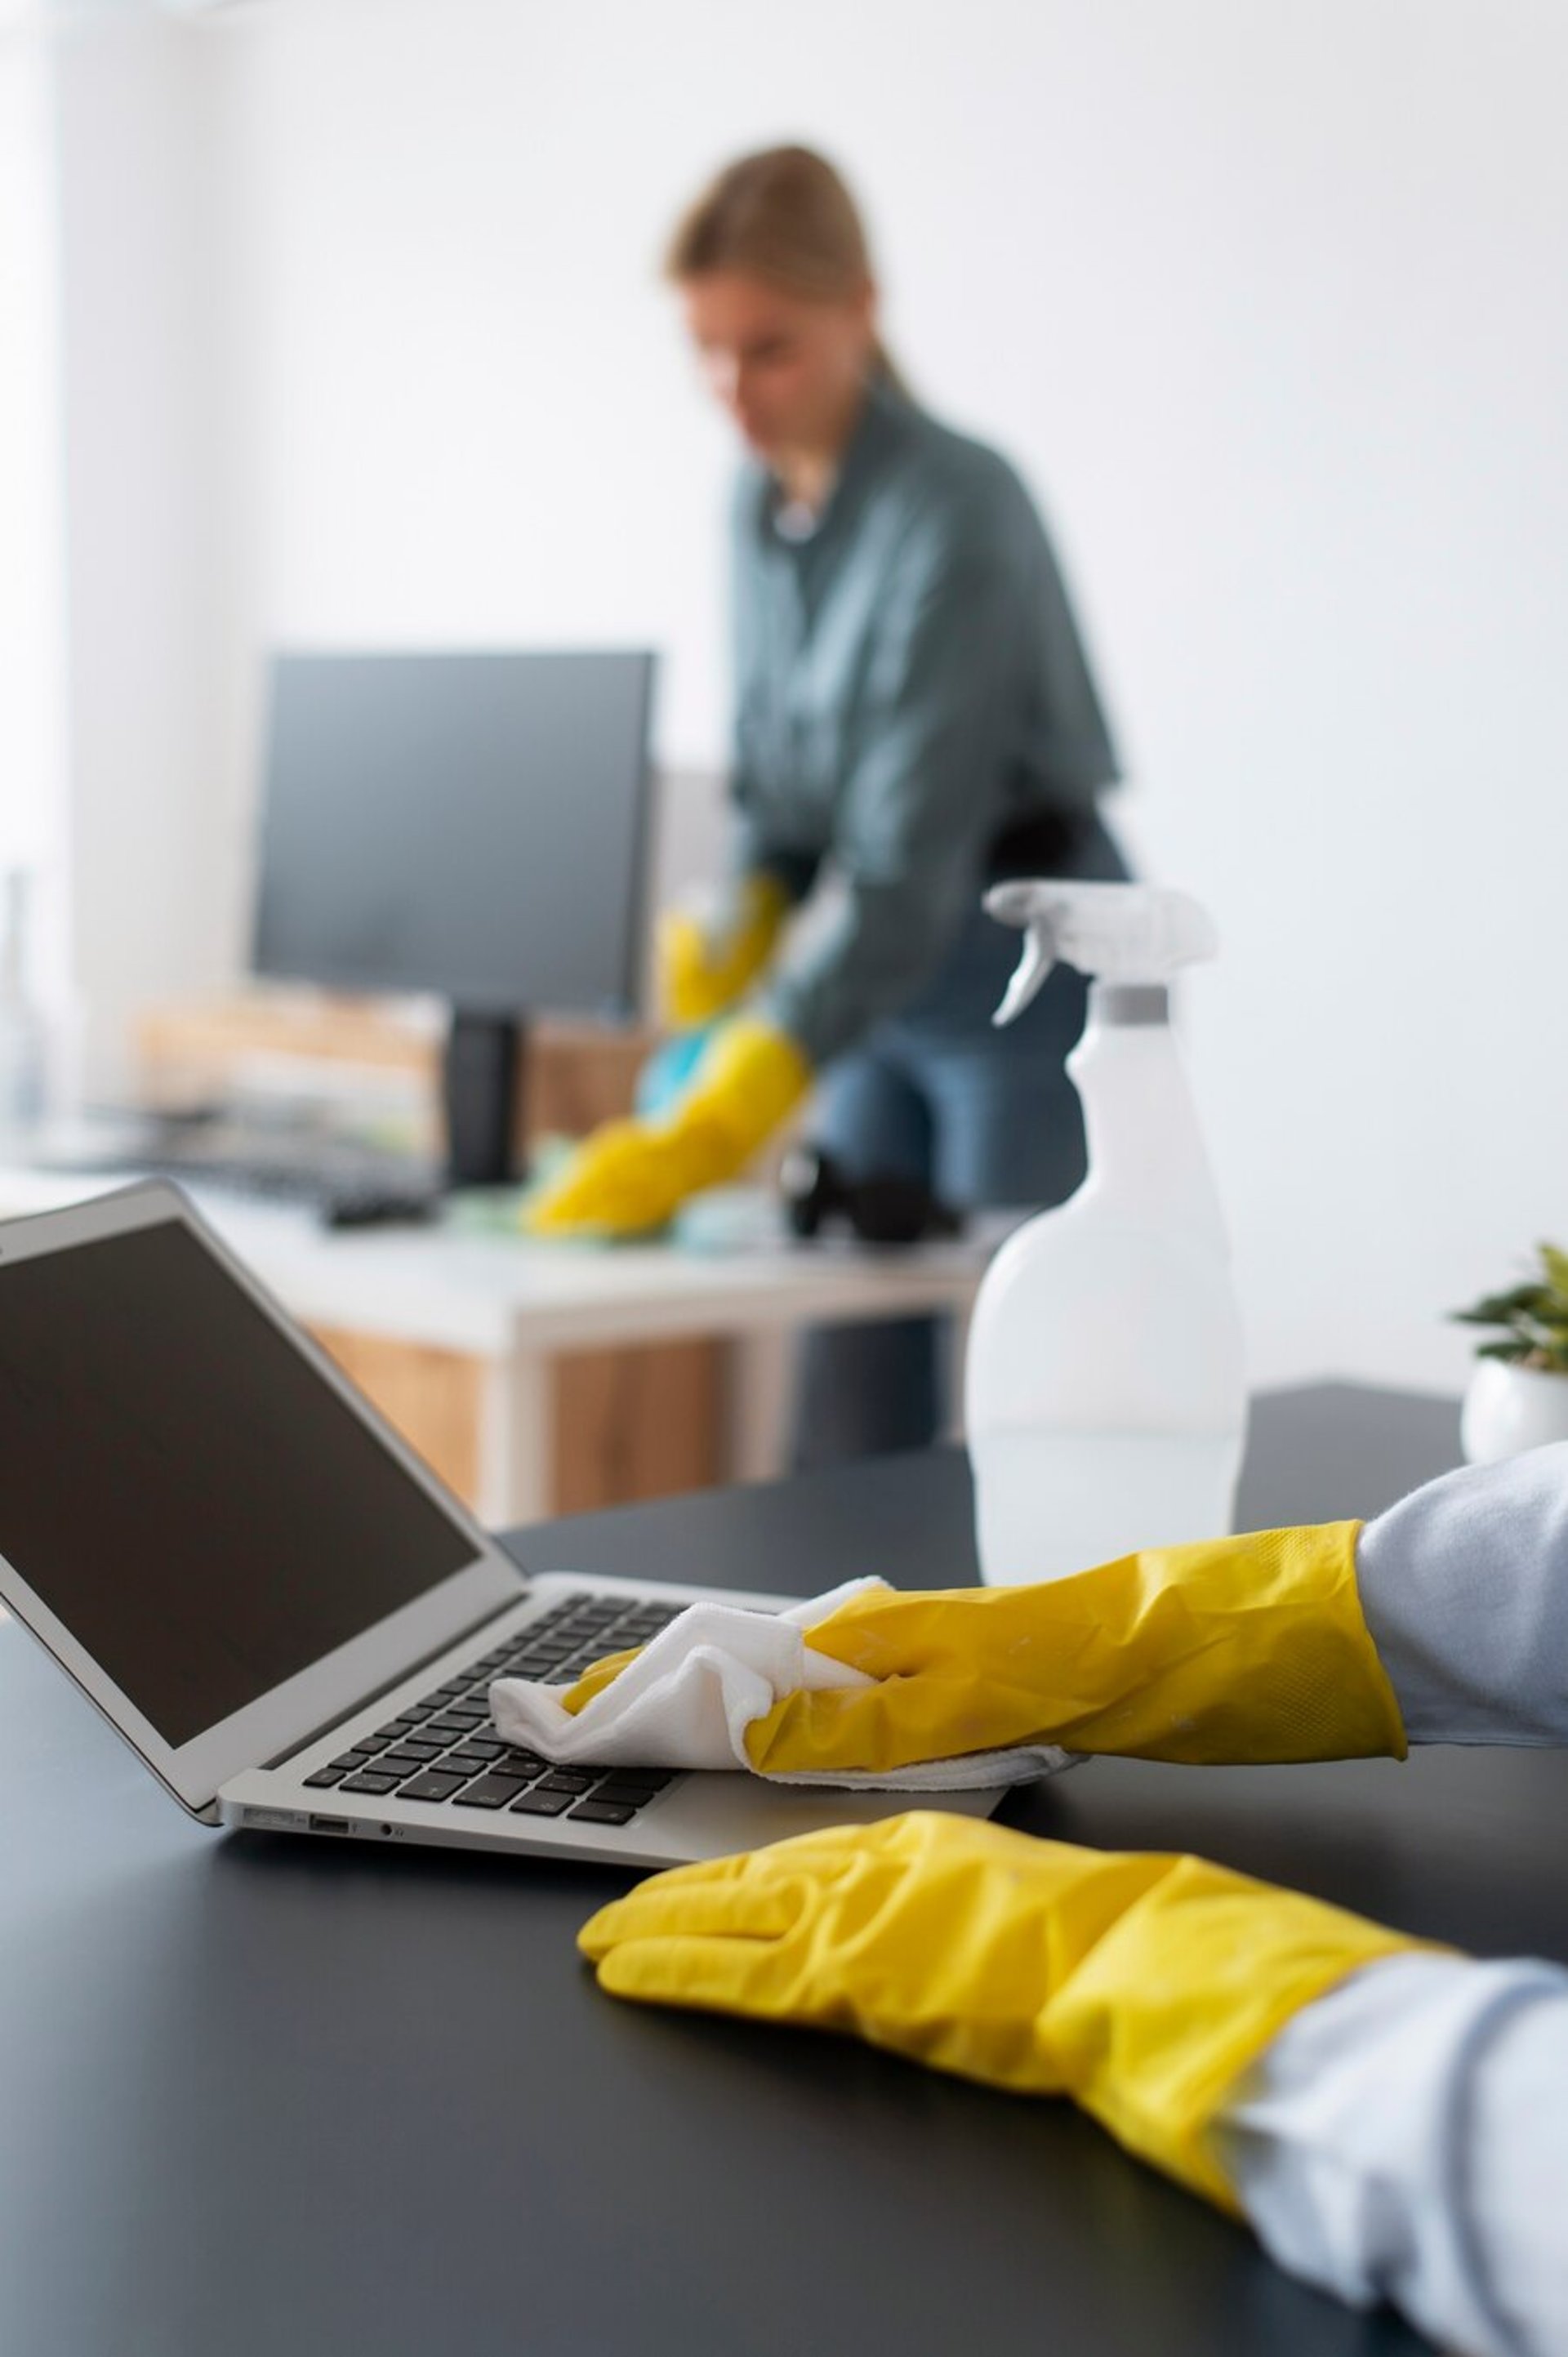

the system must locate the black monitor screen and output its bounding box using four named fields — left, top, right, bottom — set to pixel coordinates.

left=0, top=1222, right=478, bottom=1746
left=252, top=649, right=654, bottom=1014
